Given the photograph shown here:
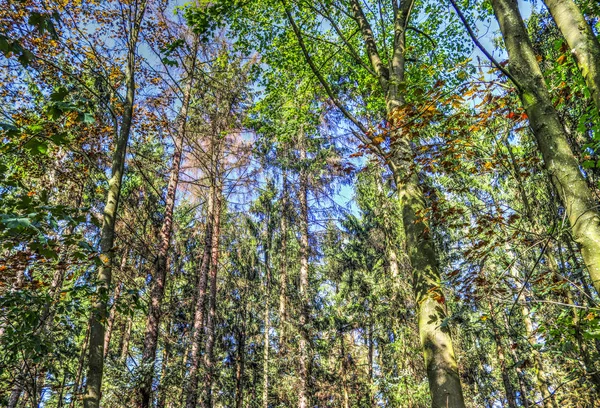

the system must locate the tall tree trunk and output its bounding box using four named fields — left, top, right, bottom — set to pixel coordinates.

left=395, top=170, right=465, bottom=408
left=543, top=0, right=600, bottom=112
left=509, top=264, right=556, bottom=408
left=489, top=304, right=517, bottom=408
left=104, top=252, right=127, bottom=359
left=235, top=316, right=247, bottom=408
left=263, top=217, right=272, bottom=408
left=491, top=0, right=600, bottom=295
left=297, top=139, right=310, bottom=408
left=278, top=171, right=289, bottom=351
left=502, top=312, right=531, bottom=408
left=120, top=315, right=133, bottom=363
left=340, top=332, right=350, bottom=408
left=362, top=0, right=466, bottom=402
left=83, top=3, right=146, bottom=407
left=202, top=183, right=223, bottom=408
left=367, top=317, right=375, bottom=408
left=185, top=185, right=214, bottom=408
left=103, top=280, right=122, bottom=359
left=139, top=52, right=195, bottom=407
